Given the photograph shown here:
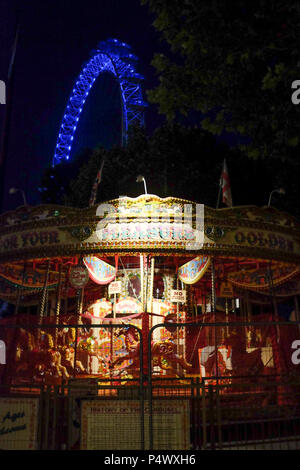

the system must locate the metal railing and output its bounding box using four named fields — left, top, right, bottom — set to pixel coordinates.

left=0, top=320, right=300, bottom=449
